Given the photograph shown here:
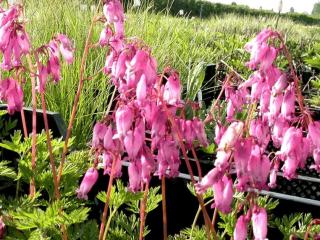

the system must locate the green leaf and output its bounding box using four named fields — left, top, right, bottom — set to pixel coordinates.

left=201, top=143, right=217, bottom=154
left=0, top=161, right=17, bottom=179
